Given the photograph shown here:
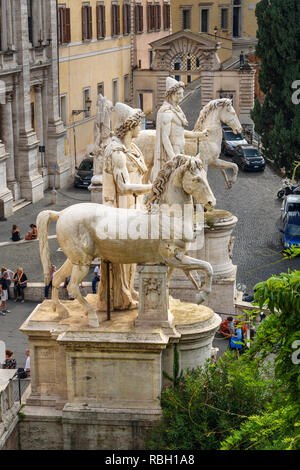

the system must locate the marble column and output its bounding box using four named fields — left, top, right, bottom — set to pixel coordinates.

left=1, top=92, right=17, bottom=195
left=0, top=140, right=13, bottom=218
left=34, top=84, right=44, bottom=169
